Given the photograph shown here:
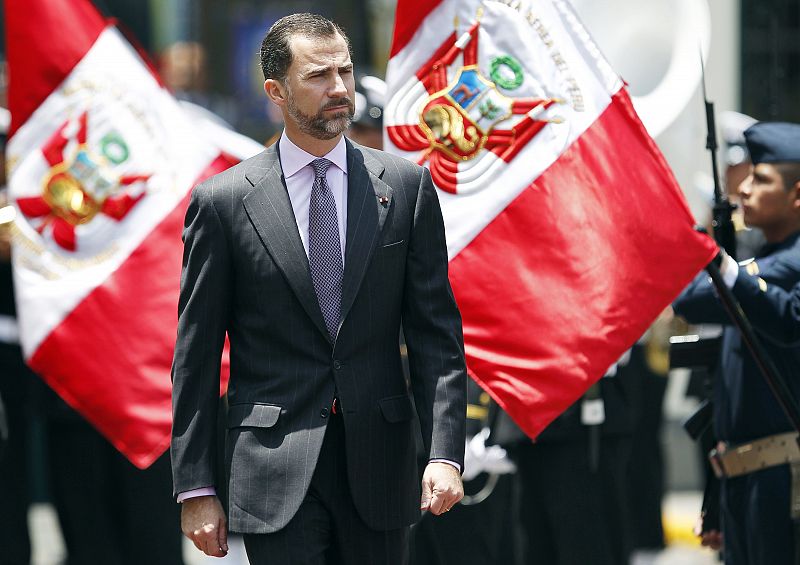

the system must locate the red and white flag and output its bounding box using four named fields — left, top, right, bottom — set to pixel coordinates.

left=386, top=0, right=717, bottom=438
left=5, top=0, right=263, bottom=467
